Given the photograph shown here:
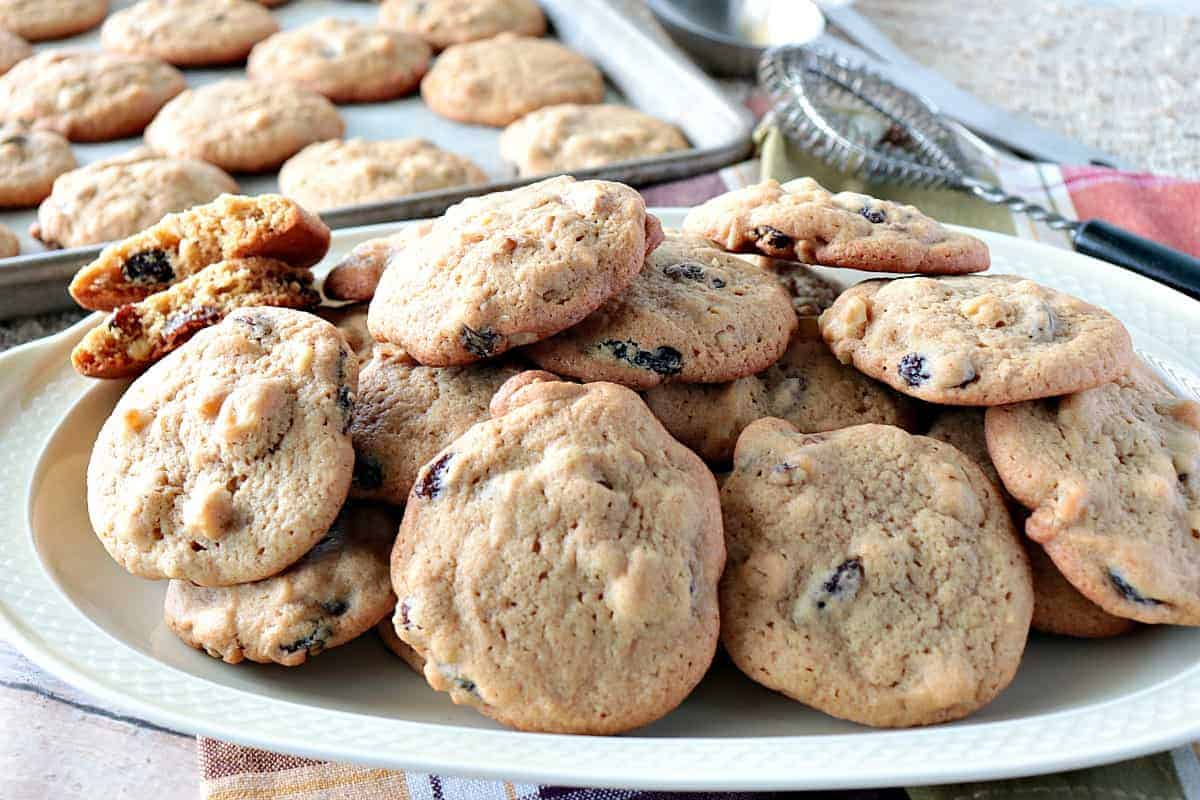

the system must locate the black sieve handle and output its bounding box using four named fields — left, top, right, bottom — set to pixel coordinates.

left=1074, top=219, right=1200, bottom=301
